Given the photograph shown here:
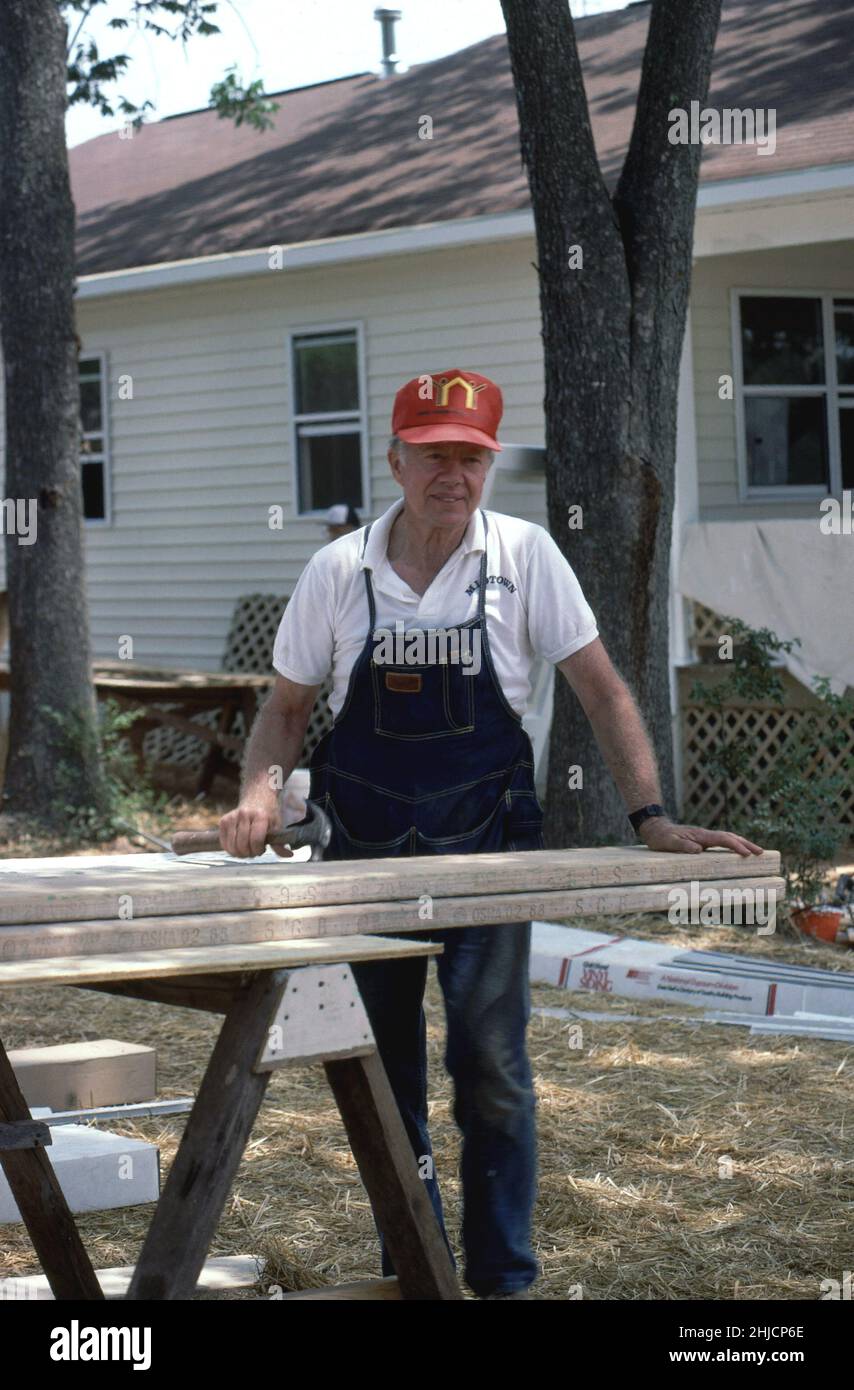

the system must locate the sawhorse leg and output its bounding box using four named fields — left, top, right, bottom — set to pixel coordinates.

left=90, top=965, right=461, bottom=1300
left=126, top=968, right=287, bottom=1299
left=325, top=1051, right=461, bottom=1300
left=0, top=1035, right=103, bottom=1299
left=0, top=962, right=459, bottom=1301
